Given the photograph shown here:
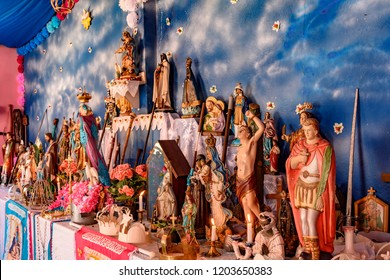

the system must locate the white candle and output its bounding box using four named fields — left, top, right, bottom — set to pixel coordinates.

left=211, top=218, right=217, bottom=241
left=139, top=190, right=145, bottom=211
left=247, top=214, right=253, bottom=243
